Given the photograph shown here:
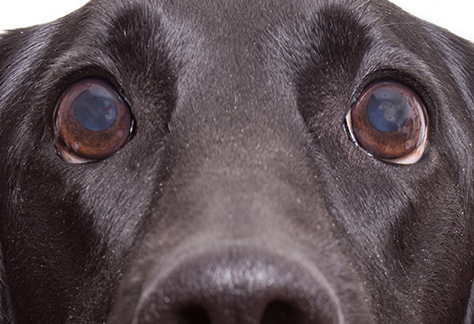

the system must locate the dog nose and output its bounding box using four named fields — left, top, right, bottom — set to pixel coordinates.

left=134, top=249, right=343, bottom=324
